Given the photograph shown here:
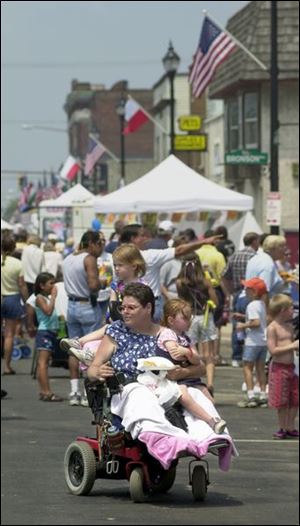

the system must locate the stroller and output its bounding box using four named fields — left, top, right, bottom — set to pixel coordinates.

left=64, top=373, right=229, bottom=503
